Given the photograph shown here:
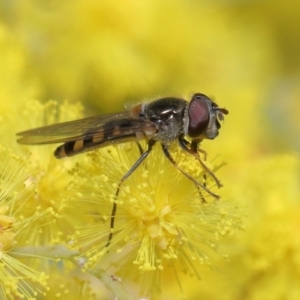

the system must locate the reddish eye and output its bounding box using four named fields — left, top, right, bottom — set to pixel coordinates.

left=187, top=94, right=210, bottom=138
